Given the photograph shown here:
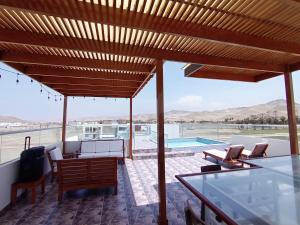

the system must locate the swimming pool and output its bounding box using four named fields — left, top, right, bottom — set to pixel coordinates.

left=166, top=137, right=223, bottom=148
